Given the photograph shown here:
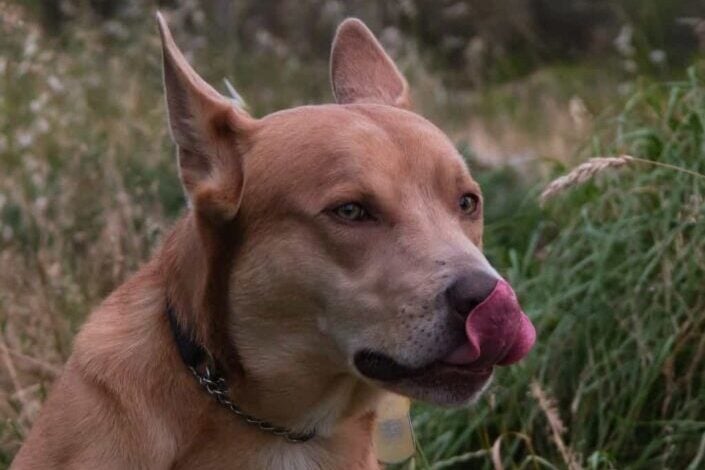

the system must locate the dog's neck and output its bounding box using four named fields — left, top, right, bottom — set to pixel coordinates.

left=155, top=214, right=383, bottom=467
